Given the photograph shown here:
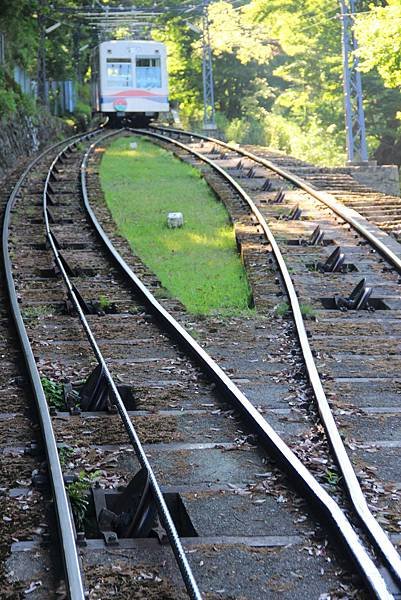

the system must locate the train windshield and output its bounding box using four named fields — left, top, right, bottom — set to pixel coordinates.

left=106, top=59, right=132, bottom=88
left=136, top=56, right=161, bottom=89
